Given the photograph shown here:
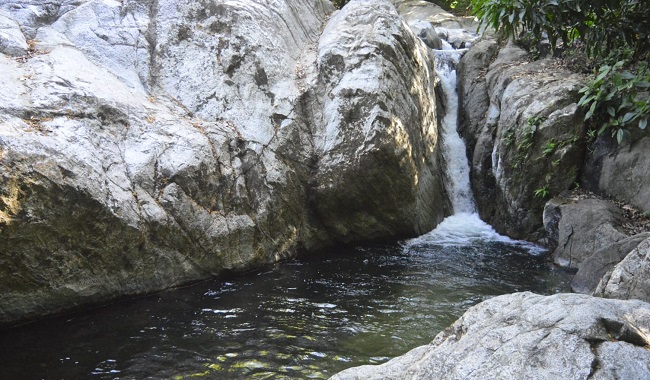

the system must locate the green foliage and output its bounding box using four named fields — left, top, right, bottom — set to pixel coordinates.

left=578, top=58, right=650, bottom=144
left=433, top=0, right=473, bottom=15
left=331, top=0, right=349, bottom=9
left=533, top=185, right=550, bottom=199
left=471, top=0, right=650, bottom=59
left=470, top=0, right=650, bottom=144
left=541, top=139, right=557, bottom=157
